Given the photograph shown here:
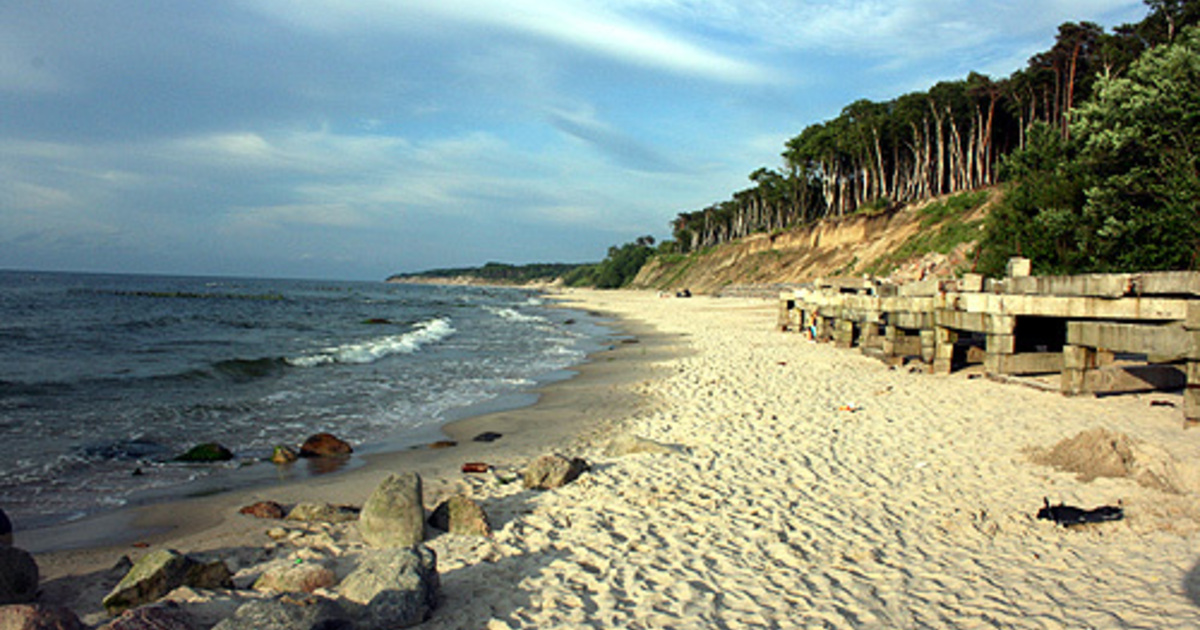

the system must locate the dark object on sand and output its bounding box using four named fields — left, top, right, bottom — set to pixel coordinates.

left=0, top=507, right=11, bottom=547
left=1150, top=399, right=1177, bottom=408
left=472, top=432, right=503, bottom=443
left=461, top=462, right=490, bottom=473
left=428, top=440, right=457, bottom=449
left=1037, top=498, right=1124, bottom=526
